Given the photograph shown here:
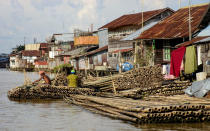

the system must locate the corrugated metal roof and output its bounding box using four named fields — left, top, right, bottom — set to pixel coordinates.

left=74, top=36, right=99, bottom=46
left=86, top=45, right=108, bottom=56
left=195, top=36, right=210, bottom=43
left=99, top=8, right=174, bottom=30
left=176, top=36, right=209, bottom=47
left=121, top=21, right=158, bottom=41
left=22, top=50, right=40, bottom=57
left=54, top=34, right=74, bottom=42
left=35, top=61, right=48, bottom=65
left=198, top=25, right=210, bottom=36
left=112, top=48, right=133, bottom=53
left=73, top=45, right=108, bottom=58
left=25, top=44, right=40, bottom=51
left=137, top=3, right=210, bottom=39
left=60, top=47, right=90, bottom=56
